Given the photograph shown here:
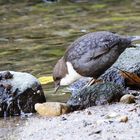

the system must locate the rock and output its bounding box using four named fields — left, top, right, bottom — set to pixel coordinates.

left=118, top=115, right=128, bottom=123
left=99, top=68, right=125, bottom=86
left=113, top=48, right=140, bottom=70
left=68, top=77, right=91, bottom=96
left=120, top=94, right=135, bottom=104
left=128, top=62, right=140, bottom=76
left=67, top=82, right=126, bottom=111
left=35, top=102, right=70, bottom=116
left=0, top=71, right=46, bottom=117
left=106, top=112, right=119, bottom=119
left=100, top=62, right=140, bottom=89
